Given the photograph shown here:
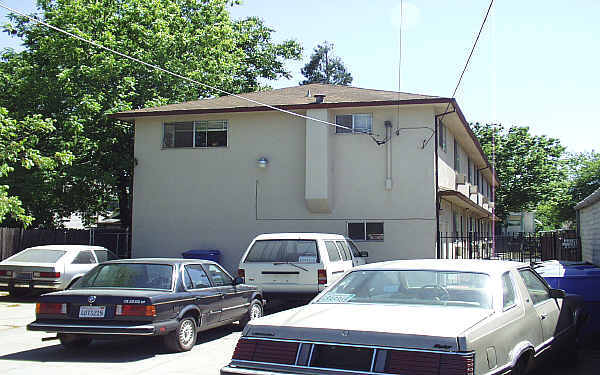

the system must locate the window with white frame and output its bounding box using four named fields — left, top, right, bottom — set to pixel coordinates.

left=335, top=114, right=372, bottom=134
left=163, top=120, right=228, bottom=148
left=347, top=222, right=384, bottom=241
left=438, top=120, right=448, bottom=152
